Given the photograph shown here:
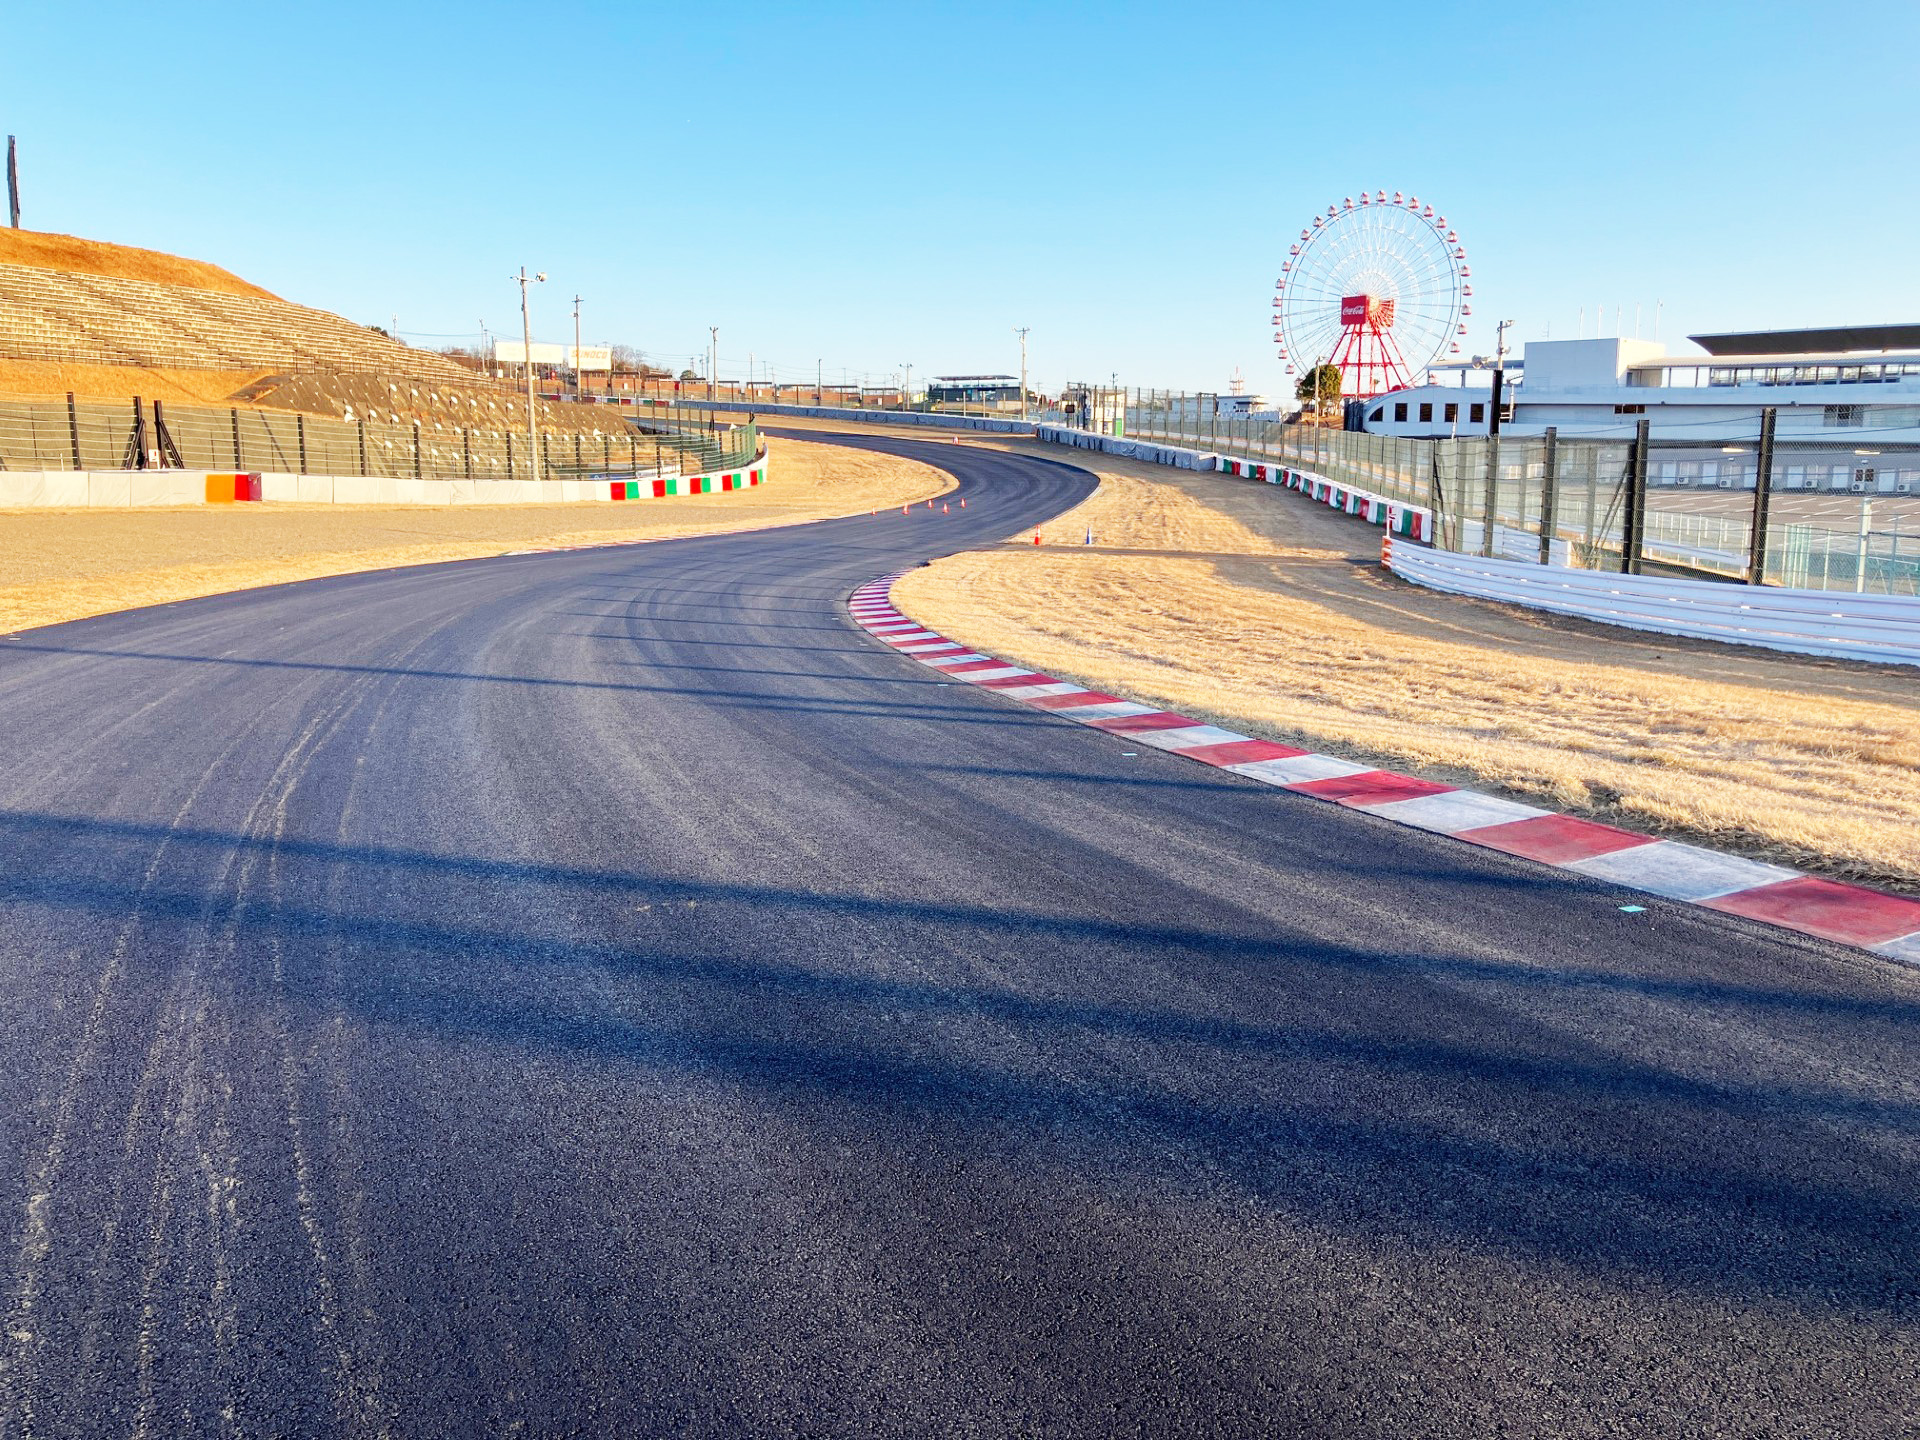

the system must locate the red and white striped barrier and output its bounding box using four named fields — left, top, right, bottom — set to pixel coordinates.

left=850, top=574, right=1920, bottom=966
